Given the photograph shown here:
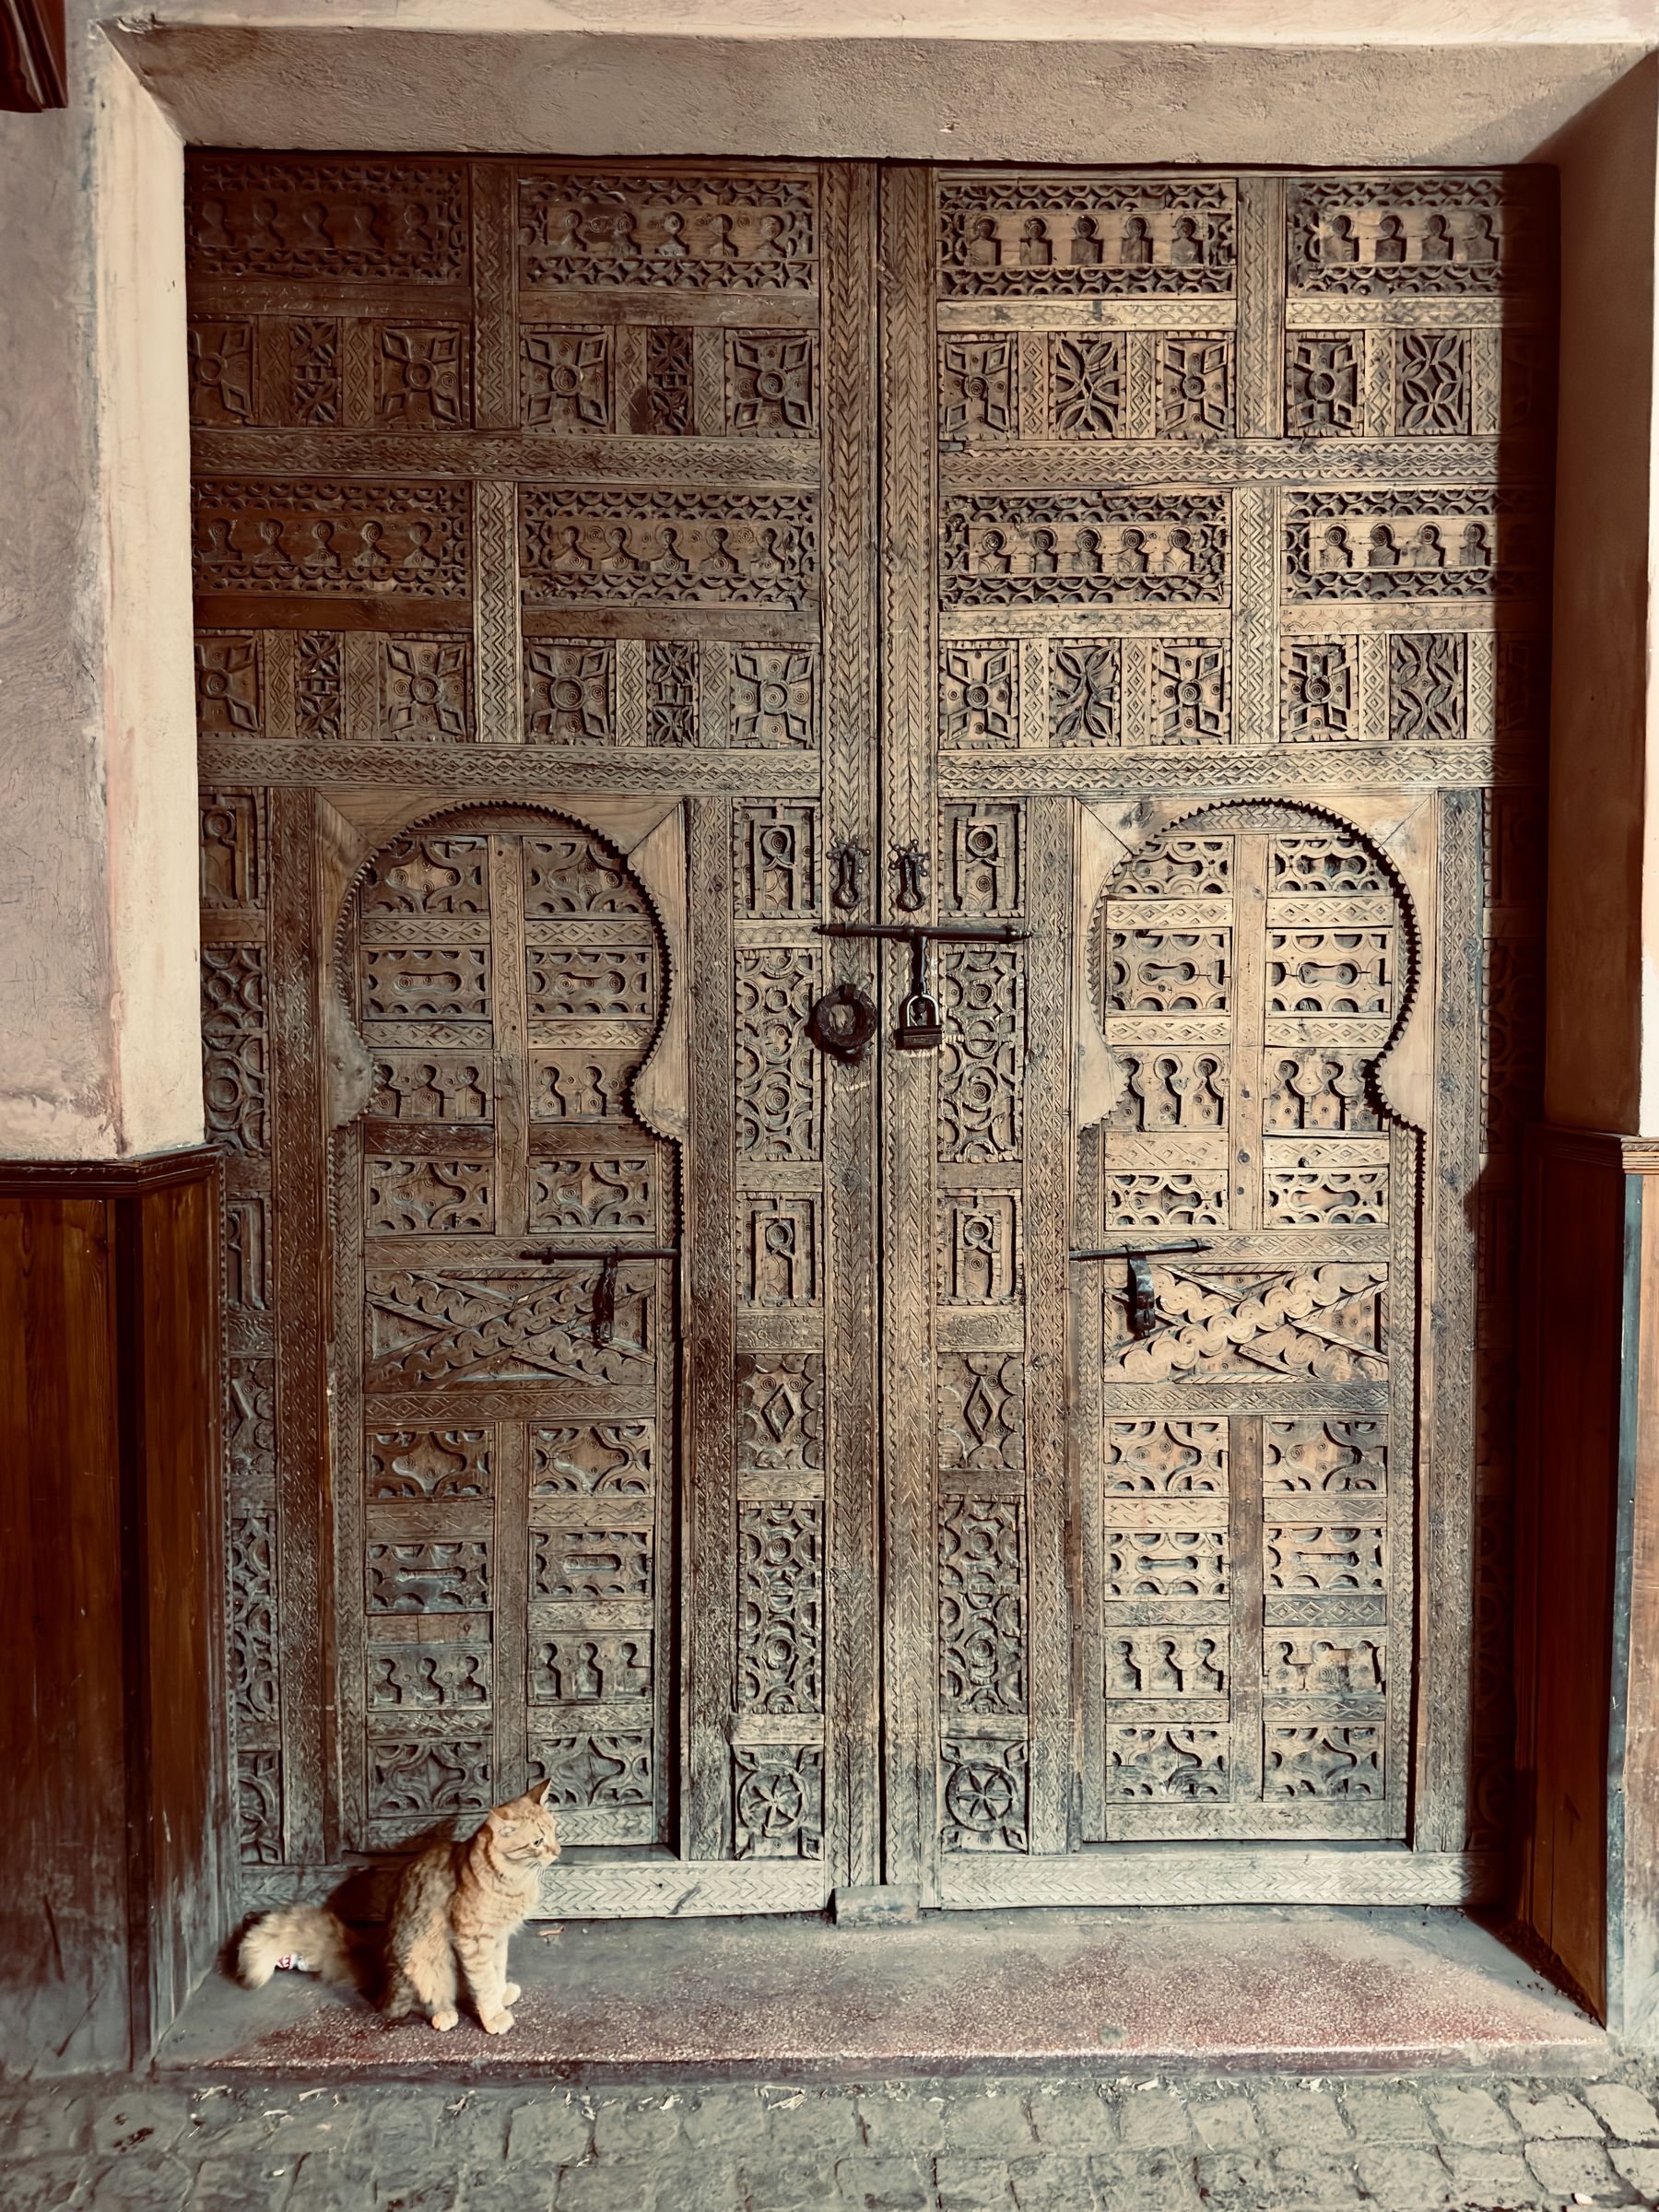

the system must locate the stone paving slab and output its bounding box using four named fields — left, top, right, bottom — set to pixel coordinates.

left=7, top=2063, right=1659, bottom=2211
